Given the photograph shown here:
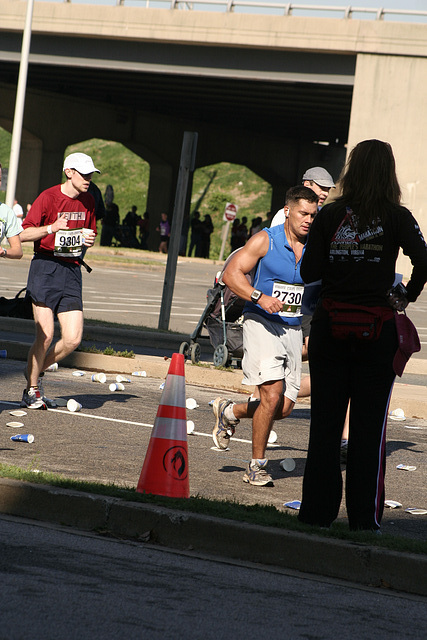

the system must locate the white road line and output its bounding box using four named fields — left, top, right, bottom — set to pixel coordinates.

left=51, top=408, right=154, bottom=427
left=84, top=301, right=204, bottom=312
left=88, top=297, right=163, bottom=301
left=0, top=400, right=152, bottom=427
left=83, top=308, right=202, bottom=317
left=88, top=268, right=165, bottom=275
left=84, top=302, right=163, bottom=308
